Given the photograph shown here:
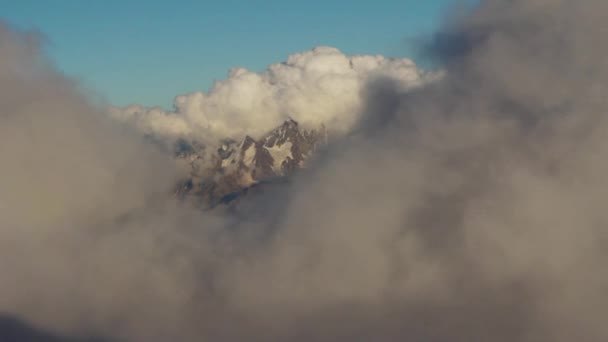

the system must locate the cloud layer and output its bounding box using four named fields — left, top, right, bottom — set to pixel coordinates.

left=110, top=46, right=428, bottom=143
left=3, top=0, right=608, bottom=341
